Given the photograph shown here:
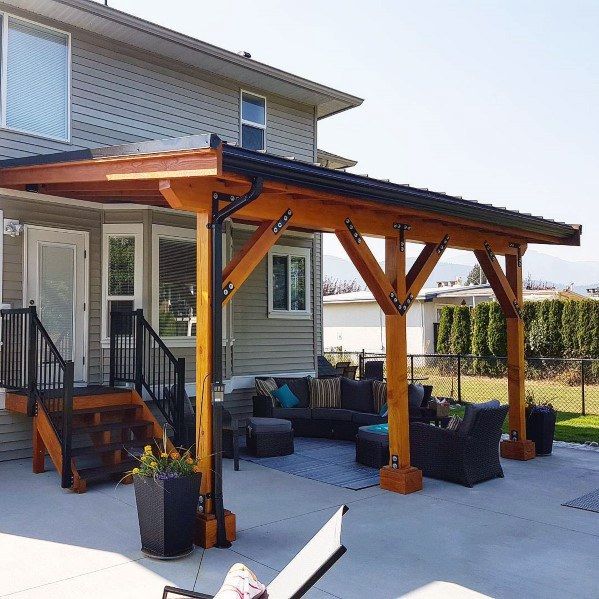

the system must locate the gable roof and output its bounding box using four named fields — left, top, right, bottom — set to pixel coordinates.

left=2, top=0, right=363, bottom=119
